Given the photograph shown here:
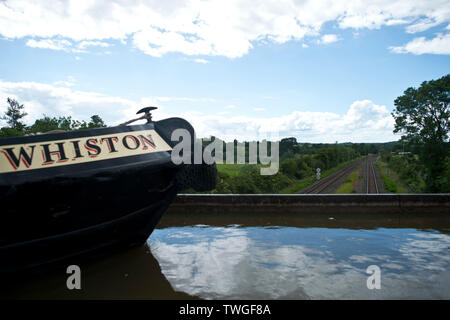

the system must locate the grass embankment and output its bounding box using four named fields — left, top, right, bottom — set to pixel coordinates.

left=216, top=163, right=260, bottom=177
left=215, top=158, right=363, bottom=194
left=376, top=160, right=411, bottom=193
left=279, top=158, right=362, bottom=194
left=334, top=169, right=360, bottom=194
